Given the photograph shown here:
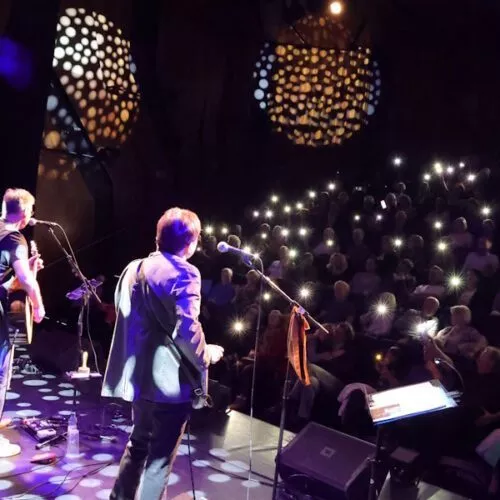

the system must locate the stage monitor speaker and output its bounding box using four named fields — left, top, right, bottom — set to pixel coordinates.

left=28, top=329, right=103, bottom=374
left=278, top=422, right=381, bottom=500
